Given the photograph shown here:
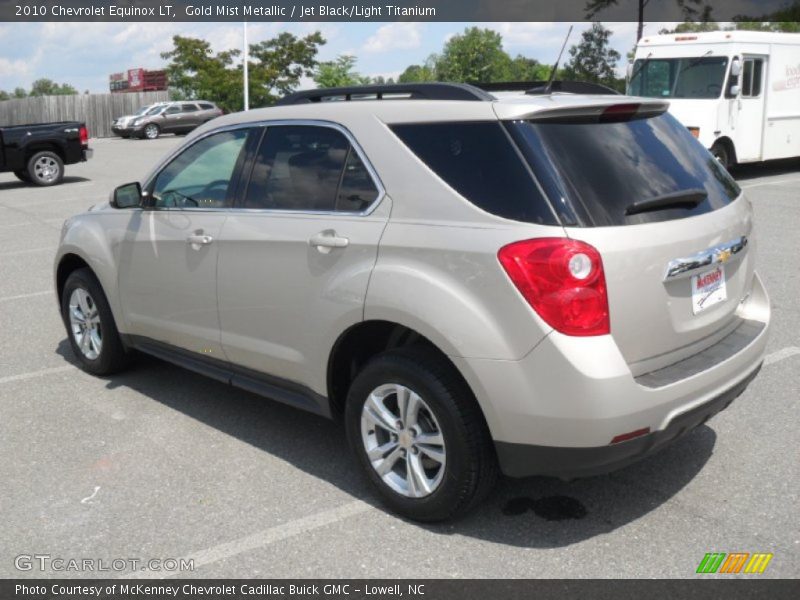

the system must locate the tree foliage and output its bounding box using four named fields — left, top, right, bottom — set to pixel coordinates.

left=313, top=55, right=371, bottom=88
left=436, top=27, right=514, bottom=83
left=28, top=79, right=78, bottom=96
left=562, top=23, right=622, bottom=90
left=586, top=0, right=711, bottom=40
left=161, top=31, right=324, bottom=111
